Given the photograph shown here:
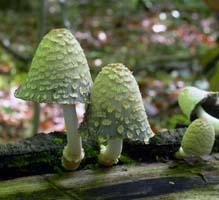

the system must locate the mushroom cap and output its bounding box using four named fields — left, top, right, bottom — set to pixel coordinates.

left=181, top=118, right=215, bottom=157
left=81, top=63, right=154, bottom=143
left=178, top=87, right=208, bottom=120
left=15, top=28, right=93, bottom=104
